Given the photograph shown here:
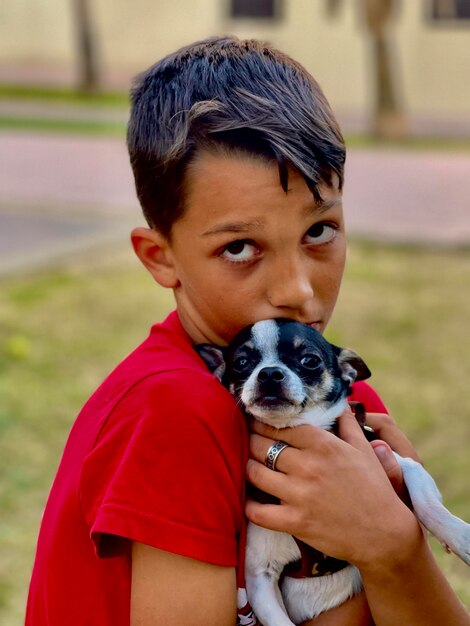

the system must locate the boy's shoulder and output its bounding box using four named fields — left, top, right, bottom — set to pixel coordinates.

left=79, top=310, right=235, bottom=429
left=93, top=310, right=223, bottom=402
left=67, top=310, right=242, bottom=467
left=116, top=309, right=205, bottom=377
